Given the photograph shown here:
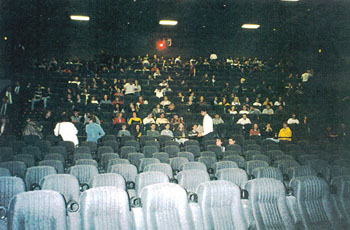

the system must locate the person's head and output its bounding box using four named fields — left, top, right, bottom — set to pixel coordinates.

left=228, top=138, right=235, bottom=145
left=61, top=114, right=70, bottom=122
left=216, top=138, right=223, bottom=146
left=132, top=112, right=137, bottom=118
left=160, top=113, right=165, bottom=118
left=163, top=96, right=168, bottom=101
left=255, top=98, right=259, bottom=102
left=103, top=94, right=108, bottom=100
left=138, top=96, right=143, bottom=102
left=173, top=114, right=179, bottom=120
left=242, top=105, right=247, bottom=110
left=253, top=123, right=259, bottom=130
left=135, top=124, right=140, bottom=131
left=292, top=113, right=296, bottom=119
left=283, top=122, right=288, bottom=128
left=130, top=103, right=135, bottom=108
left=156, top=104, right=160, bottom=109
left=234, top=97, right=239, bottom=102
left=178, top=123, right=184, bottom=130
left=147, top=113, right=152, bottom=118
left=266, top=123, right=271, bottom=129
left=266, top=105, right=271, bottom=109
left=278, top=105, right=283, bottom=110
left=200, top=109, right=207, bottom=116
left=242, top=114, right=247, bottom=119
left=73, top=110, right=79, bottom=116
left=215, top=114, right=220, bottom=119
left=165, top=123, right=170, bottom=130
left=192, top=124, right=198, bottom=130
left=121, top=124, right=127, bottom=130
left=265, top=97, right=269, bottom=102
left=199, top=96, right=204, bottom=102
left=45, top=110, right=52, bottom=117
left=151, top=123, right=156, bottom=130
left=118, top=112, right=123, bottom=118
left=88, top=115, right=96, bottom=123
